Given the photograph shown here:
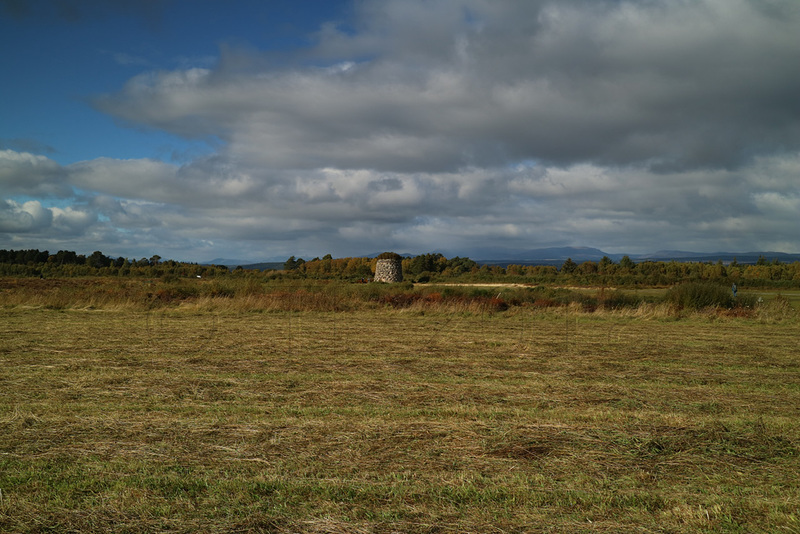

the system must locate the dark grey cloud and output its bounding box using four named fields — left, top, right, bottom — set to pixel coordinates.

left=0, top=199, right=53, bottom=232
left=0, top=149, right=70, bottom=197
left=4, top=1, right=800, bottom=259
left=93, top=0, right=800, bottom=176
left=2, top=145, right=797, bottom=260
